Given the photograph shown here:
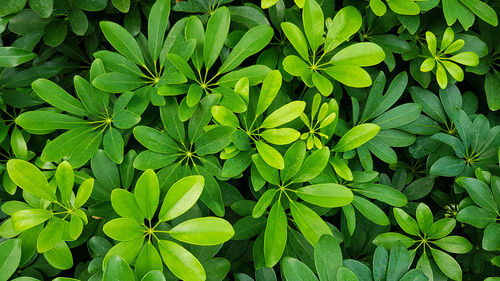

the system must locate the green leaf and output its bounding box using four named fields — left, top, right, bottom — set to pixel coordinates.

left=252, top=154, right=280, bottom=186
left=169, top=217, right=234, bottom=245
left=333, top=124, right=380, bottom=152
left=133, top=126, right=178, bottom=154
left=111, top=189, right=145, bottom=222
left=219, top=25, right=274, bottom=74
left=158, top=240, right=205, bottom=281
left=261, top=101, right=306, bottom=128
left=293, top=146, right=329, bottom=183
left=331, top=43, right=385, bottom=66
left=32, top=79, right=87, bottom=116
left=92, top=72, right=146, bottom=93
left=283, top=257, right=319, bottom=281
left=459, top=0, right=498, bottom=26
left=252, top=189, right=277, bottom=218
left=135, top=242, right=163, bottom=281
left=134, top=169, right=160, bottom=220
left=373, top=232, right=415, bottom=249
left=303, top=0, right=323, bottom=53
left=264, top=200, right=287, bottom=267
left=354, top=184, right=407, bottom=207
left=429, top=156, right=466, bottom=177
left=15, top=111, right=84, bottom=131
left=393, top=208, right=420, bottom=236
left=103, top=255, right=135, bottom=281
left=256, top=70, right=282, bottom=117
left=37, top=219, right=64, bottom=252
left=261, top=128, right=300, bottom=145
left=430, top=248, right=462, bottom=281
left=433, top=236, right=472, bottom=254
left=103, top=218, right=144, bottom=241
left=7, top=159, right=57, bottom=202
left=111, top=0, right=130, bottom=12
left=100, top=21, right=145, bottom=66
left=296, top=183, right=353, bottom=208
left=256, top=141, right=284, bottom=170
left=386, top=0, right=420, bottom=15
left=427, top=218, right=456, bottom=239
left=0, top=239, right=22, bottom=281
left=281, top=23, right=309, bottom=60
left=11, top=209, right=52, bottom=232
left=372, top=103, right=421, bottom=129
left=148, top=0, right=170, bottom=62
left=159, top=175, right=204, bottom=221
left=204, top=7, right=230, bottom=70
left=315, top=234, right=342, bottom=281
left=415, top=203, right=433, bottom=234
left=352, top=196, right=390, bottom=225
left=56, top=161, right=73, bottom=204
left=43, top=241, right=73, bottom=270
left=10, top=127, right=27, bottom=160
left=0, top=47, right=36, bottom=67
left=482, top=223, right=500, bottom=251
left=337, top=267, right=359, bottom=281
left=324, top=65, right=373, bottom=88
left=456, top=177, right=498, bottom=213
left=195, top=126, right=235, bottom=156
left=290, top=201, right=332, bottom=246
left=325, top=6, right=362, bottom=52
